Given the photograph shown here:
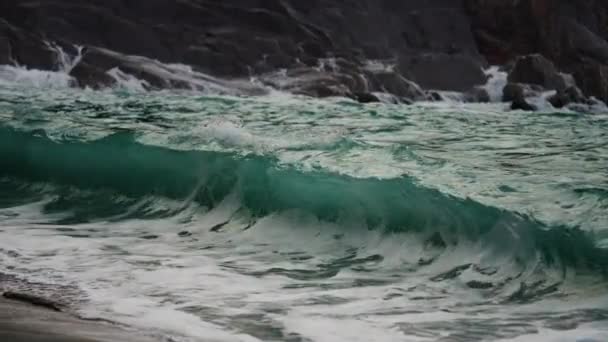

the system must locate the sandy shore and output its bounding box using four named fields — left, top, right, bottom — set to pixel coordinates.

left=0, top=297, right=158, bottom=342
